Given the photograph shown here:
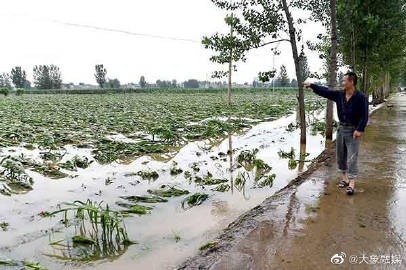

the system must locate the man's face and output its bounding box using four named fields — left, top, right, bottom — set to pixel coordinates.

left=342, top=75, right=354, bottom=89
